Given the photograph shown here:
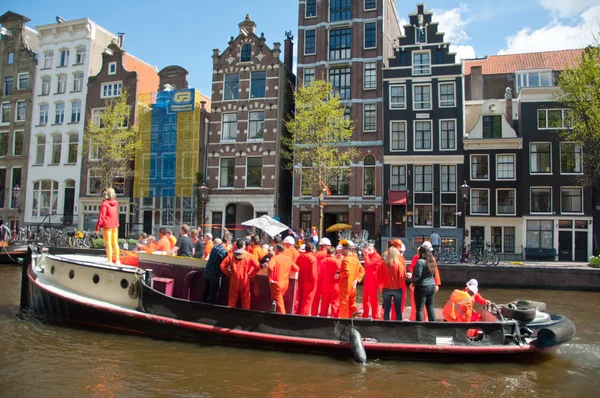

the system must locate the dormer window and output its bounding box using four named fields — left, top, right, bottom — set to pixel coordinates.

left=412, top=51, right=430, bottom=75
left=240, top=44, right=252, bottom=62
left=108, top=62, right=117, bottom=75
left=516, top=70, right=553, bottom=94
left=415, top=27, right=426, bottom=44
